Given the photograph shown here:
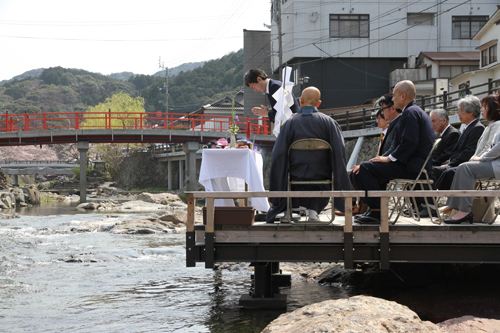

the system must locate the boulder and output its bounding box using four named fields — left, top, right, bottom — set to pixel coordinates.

left=10, top=187, right=26, bottom=205
left=110, top=217, right=184, bottom=234
left=0, top=192, right=13, bottom=208
left=437, top=316, right=500, bottom=332
left=0, top=167, right=9, bottom=189
left=137, top=192, right=182, bottom=204
left=159, top=211, right=188, bottom=225
left=262, top=296, right=443, bottom=333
